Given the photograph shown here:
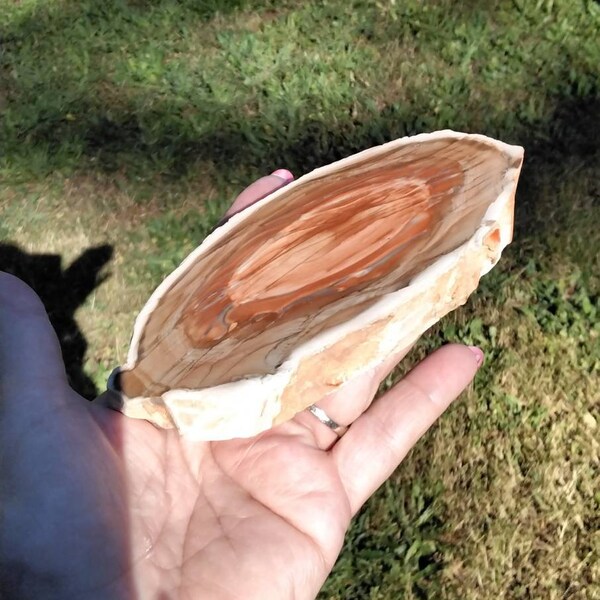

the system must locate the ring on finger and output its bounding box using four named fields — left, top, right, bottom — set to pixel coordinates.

left=306, top=404, right=349, bottom=438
